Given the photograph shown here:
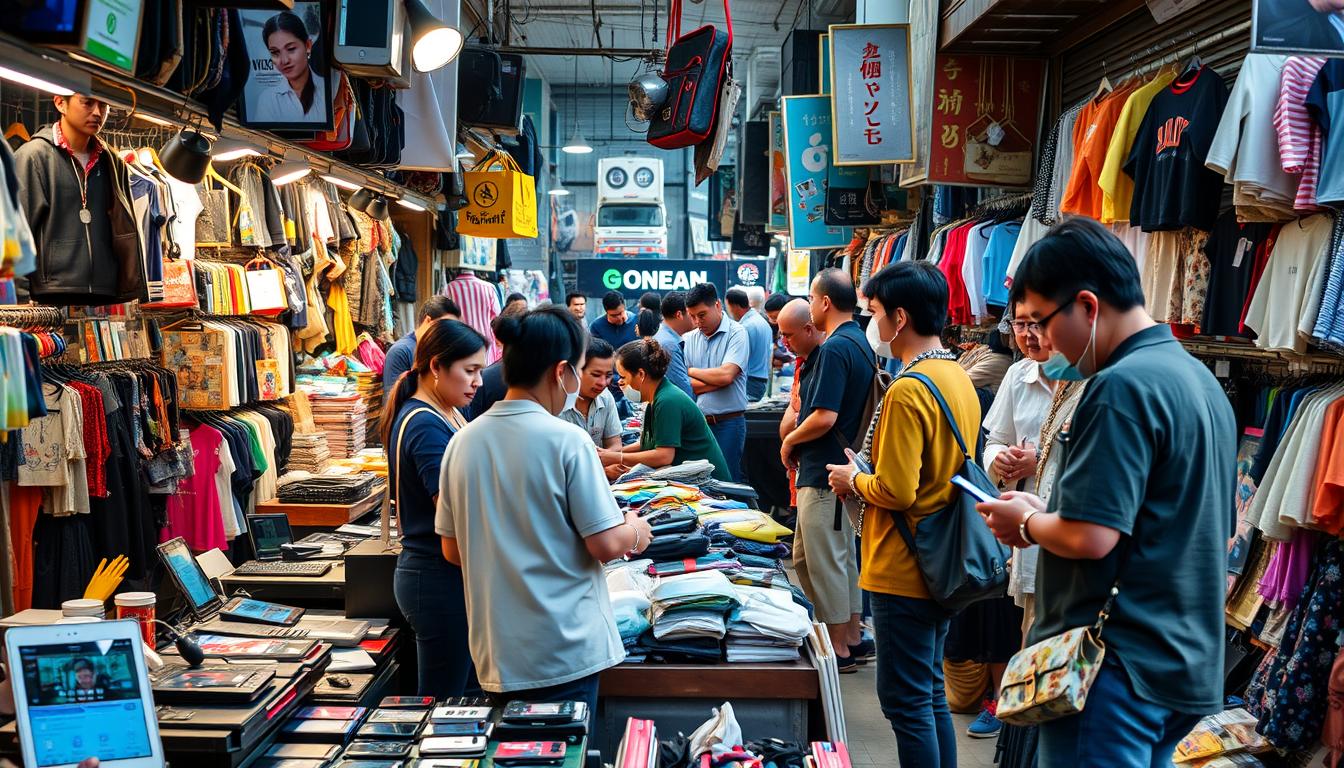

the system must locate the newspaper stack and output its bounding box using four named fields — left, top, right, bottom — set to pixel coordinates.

left=310, top=396, right=368, bottom=459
